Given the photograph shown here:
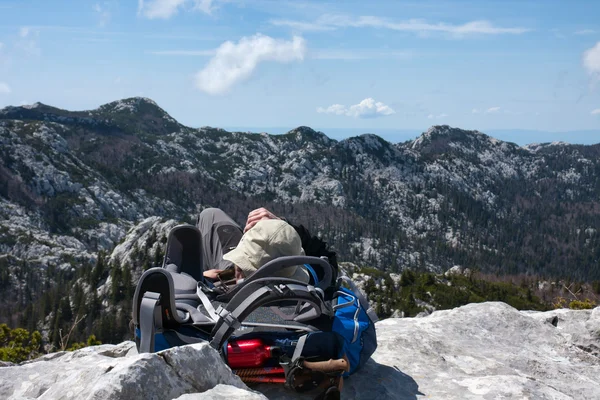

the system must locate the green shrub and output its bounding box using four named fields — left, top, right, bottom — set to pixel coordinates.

left=358, top=267, right=386, bottom=279
left=569, top=299, right=596, bottom=310
left=358, top=266, right=550, bottom=318
left=67, top=334, right=102, bottom=351
left=0, top=324, right=42, bottom=363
